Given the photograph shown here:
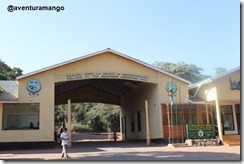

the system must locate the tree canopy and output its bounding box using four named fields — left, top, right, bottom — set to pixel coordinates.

left=214, top=67, right=227, bottom=75
left=152, top=61, right=211, bottom=83
left=0, top=59, right=23, bottom=80
left=55, top=103, right=120, bottom=132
